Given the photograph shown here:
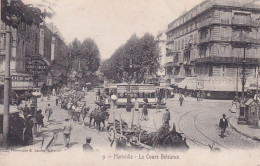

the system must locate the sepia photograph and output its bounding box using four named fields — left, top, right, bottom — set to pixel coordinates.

left=0, top=0, right=260, bottom=166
